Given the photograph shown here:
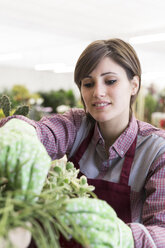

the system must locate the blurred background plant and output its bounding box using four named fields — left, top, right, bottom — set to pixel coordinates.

left=144, top=83, right=159, bottom=122
left=143, top=84, right=165, bottom=128
left=0, top=85, right=78, bottom=120
left=158, top=89, right=165, bottom=112
left=0, top=85, right=41, bottom=108
left=144, top=94, right=158, bottom=122
left=38, top=89, right=77, bottom=113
